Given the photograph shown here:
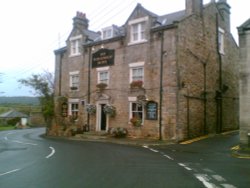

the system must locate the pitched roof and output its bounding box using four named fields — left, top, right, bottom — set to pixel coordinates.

left=0, top=110, right=28, bottom=118
left=238, top=18, right=250, bottom=31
